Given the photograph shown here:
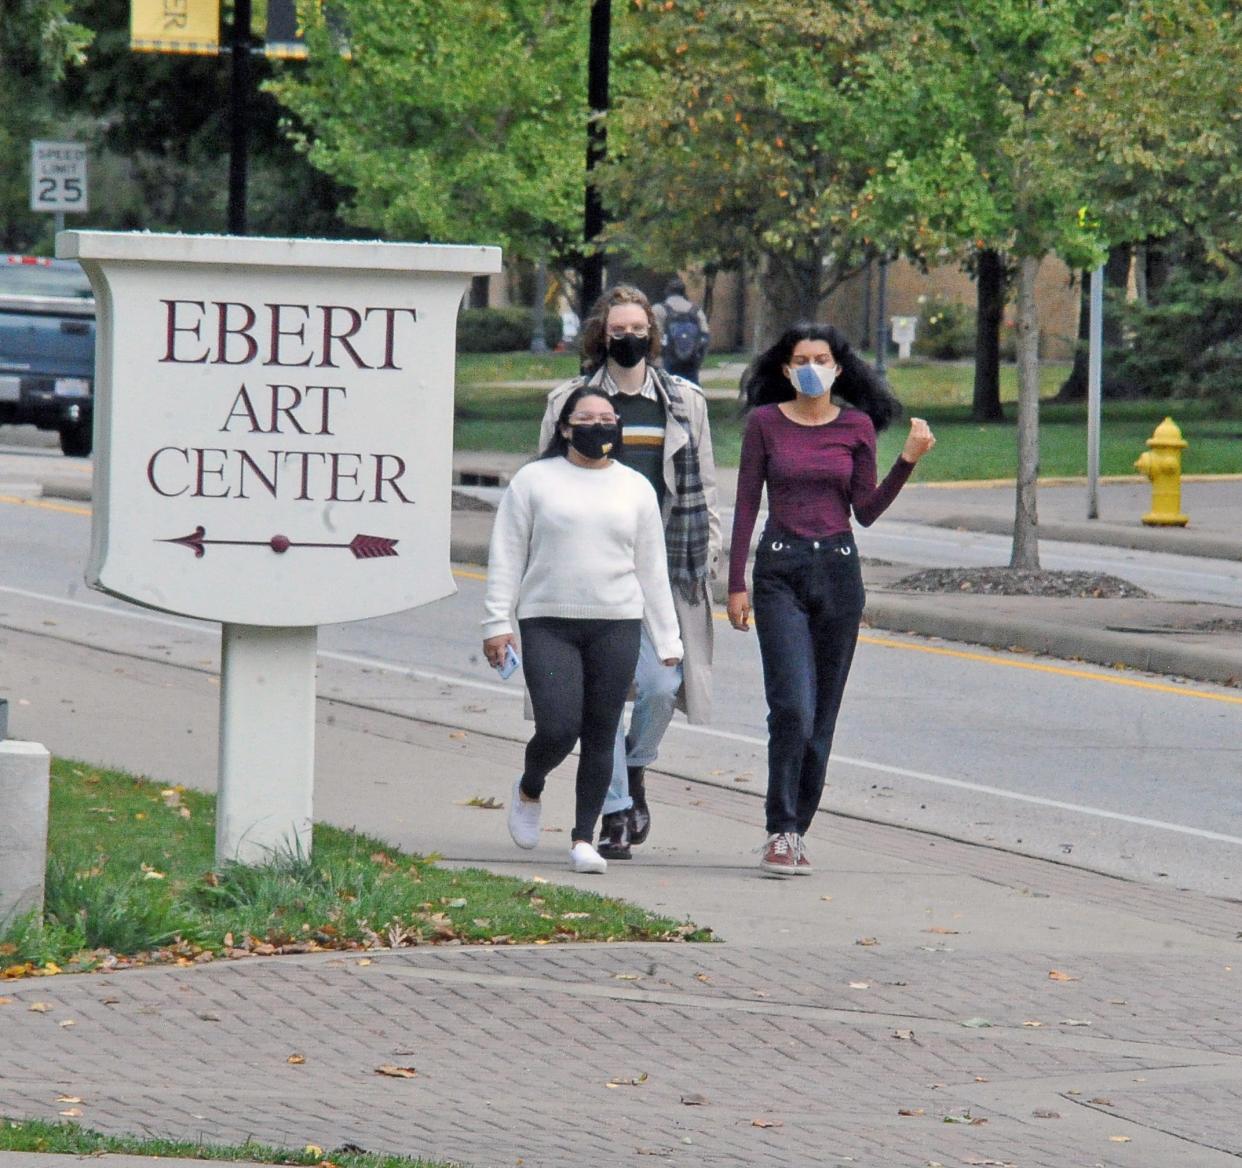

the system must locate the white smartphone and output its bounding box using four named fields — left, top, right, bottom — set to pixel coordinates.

left=495, top=643, right=520, bottom=680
